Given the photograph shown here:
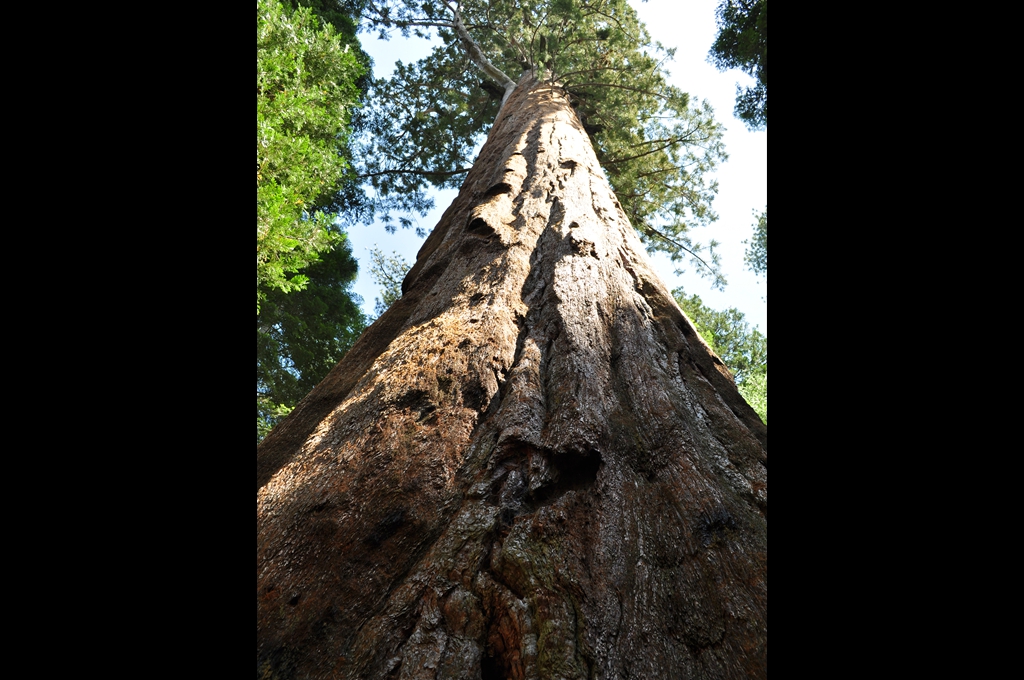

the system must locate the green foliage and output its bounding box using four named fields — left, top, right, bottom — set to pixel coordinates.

left=258, top=402, right=295, bottom=444
left=744, top=207, right=766, bottom=276
left=367, top=247, right=410, bottom=317
left=258, top=0, right=371, bottom=443
left=258, top=236, right=367, bottom=442
left=257, top=0, right=367, bottom=309
left=284, top=1, right=369, bottom=50
left=709, top=0, right=767, bottom=129
left=356, top=34, right=497, bottom=233
left=673, top=287, right=766, bottom=423
left=737, top=370, right=766, bottom=424
left=355, top=0, right=729, bottom=287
